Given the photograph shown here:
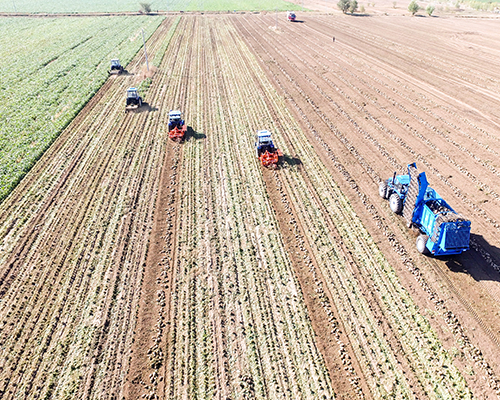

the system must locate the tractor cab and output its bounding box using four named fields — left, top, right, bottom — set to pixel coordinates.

left=255, top=130, right=276, bottom=155
left=287, top=11, right=296, bottom=21
left=168, top=110, right=184, bottom=130
left=255, top=130, right=282, bottom=168
left=127, top=88, right=140, bottom=99
left=125, top=87, right=143, bottom=111
left=109, top=59, right=124, bottom=74
left=168, top=110, right=187, bottom=141
left=392, top=174, right=410, bottom=196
